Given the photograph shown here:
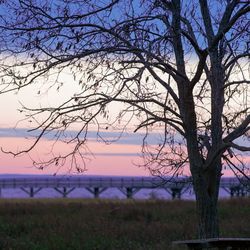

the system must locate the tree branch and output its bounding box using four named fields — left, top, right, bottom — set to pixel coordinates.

left=230, top=142, right=250, bottom=152
left=224, top=115, right=250, bottom=142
